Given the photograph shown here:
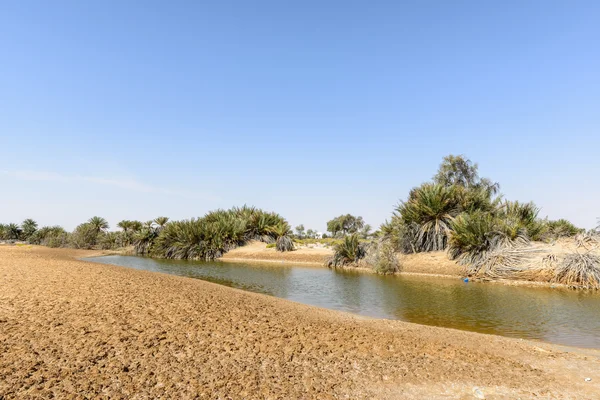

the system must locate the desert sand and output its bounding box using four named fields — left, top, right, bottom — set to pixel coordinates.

left=222, top=241, right=464, bottom=276
left=1, top=245, right=599, bottom=399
